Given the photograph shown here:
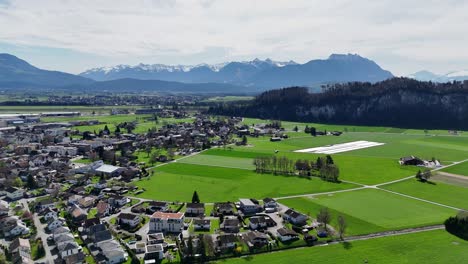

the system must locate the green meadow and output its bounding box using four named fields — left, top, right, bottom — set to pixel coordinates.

left=218, top=229, right=468, bottom=264
left=280, top=189, right=455, bottom=232
left=440, top=160, right=468, bottom=176
left=134, top=163, right=356, bottom=202
left=380, top=178, right=468, bottom=210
